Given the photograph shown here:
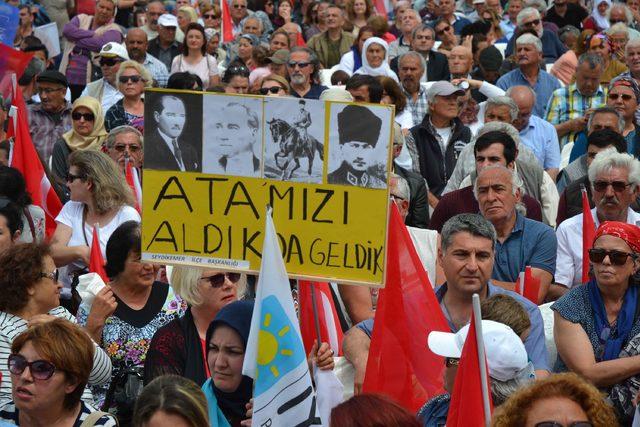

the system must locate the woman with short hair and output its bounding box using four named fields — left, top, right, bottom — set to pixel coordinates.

left=104, top=60, right=152, bottom=132
left=259, top=73, right=290, bottom=96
